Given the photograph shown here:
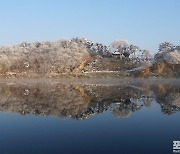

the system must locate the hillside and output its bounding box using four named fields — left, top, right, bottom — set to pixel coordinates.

left=0, top=37, right=144, bottom=77
left=0, top=39, right=89, bottom=77
left=0, top=38, right=179, bottom=78
left=135, top=43, right=180, bottom=77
